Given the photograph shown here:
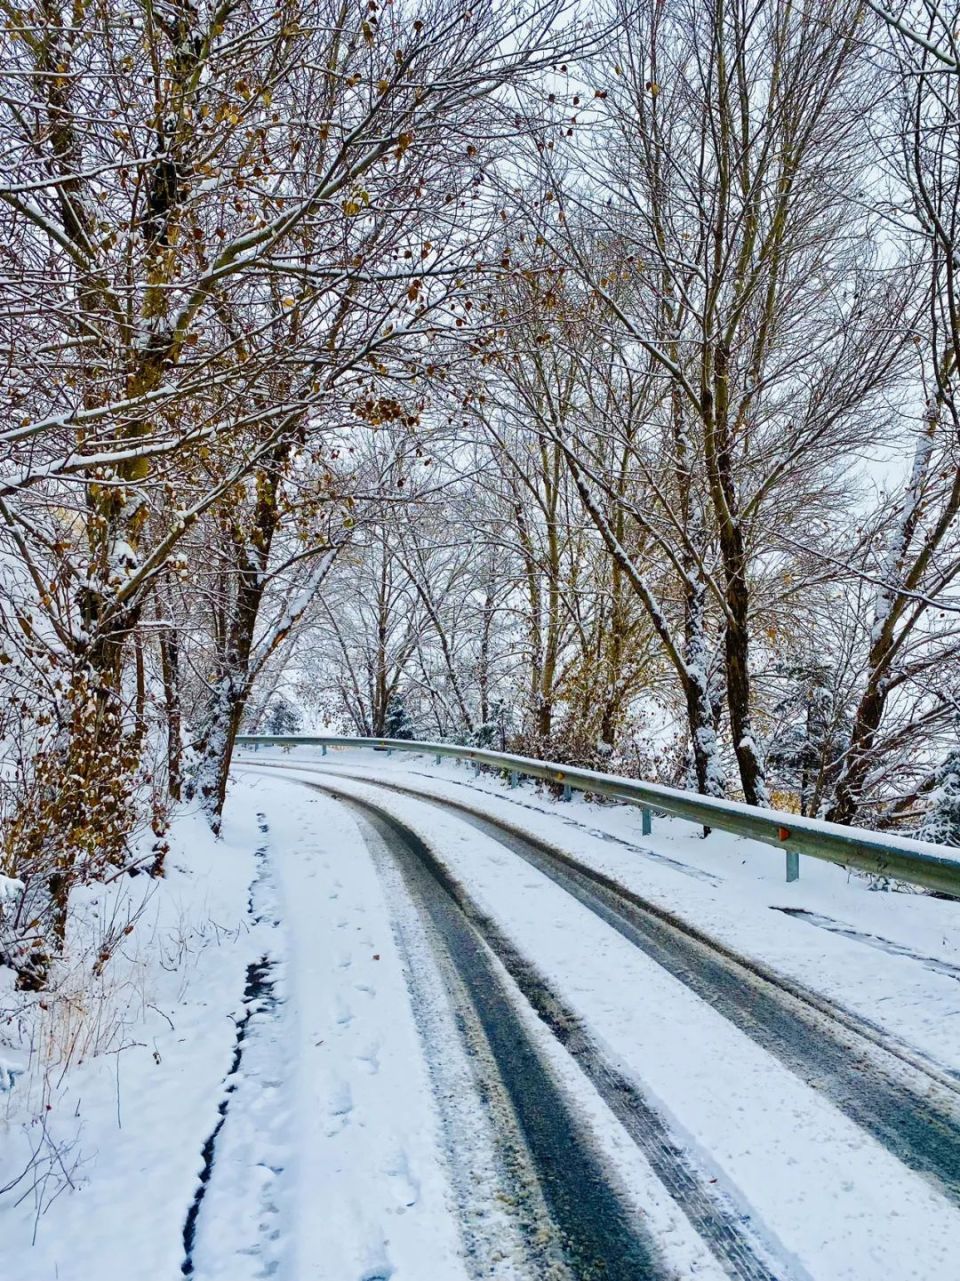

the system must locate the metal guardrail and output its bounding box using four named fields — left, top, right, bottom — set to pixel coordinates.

left=235, top=734, right=960, bottom=895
